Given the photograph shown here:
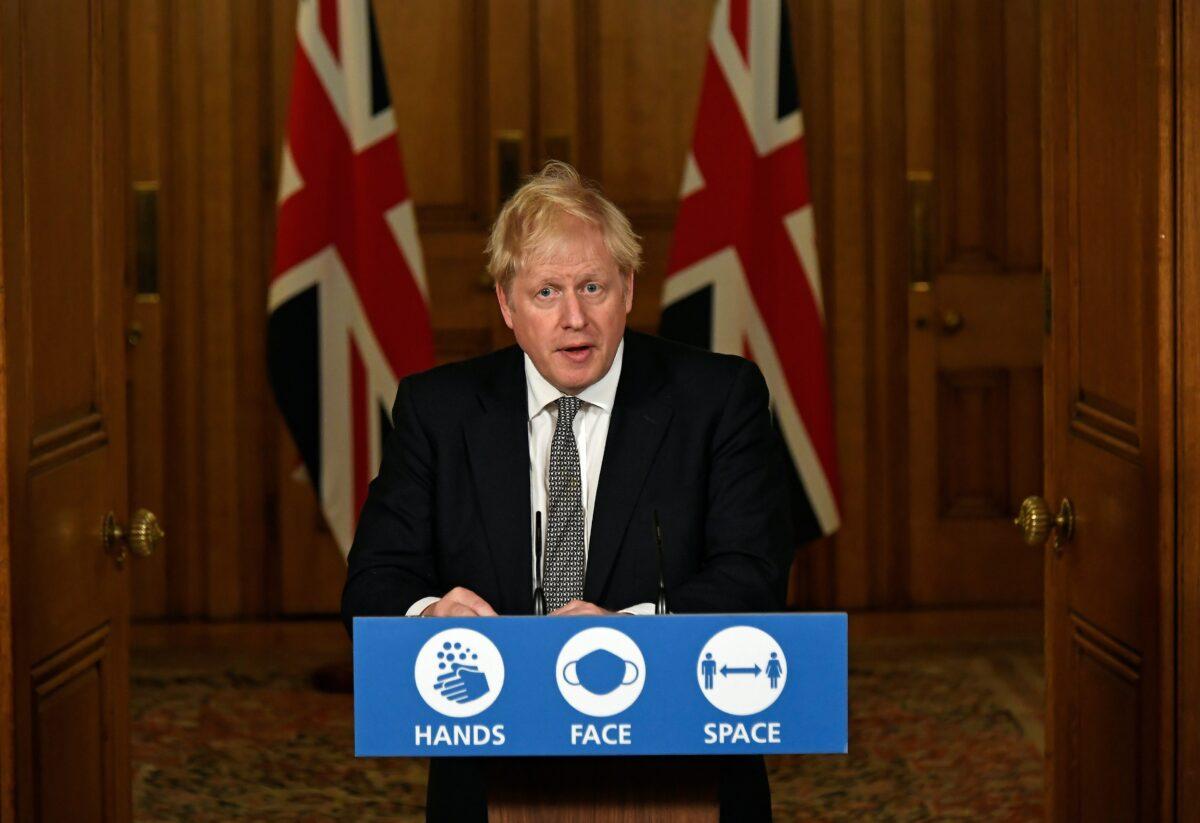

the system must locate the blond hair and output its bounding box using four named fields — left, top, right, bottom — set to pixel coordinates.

left=486, top=161, right=642, bottom=292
